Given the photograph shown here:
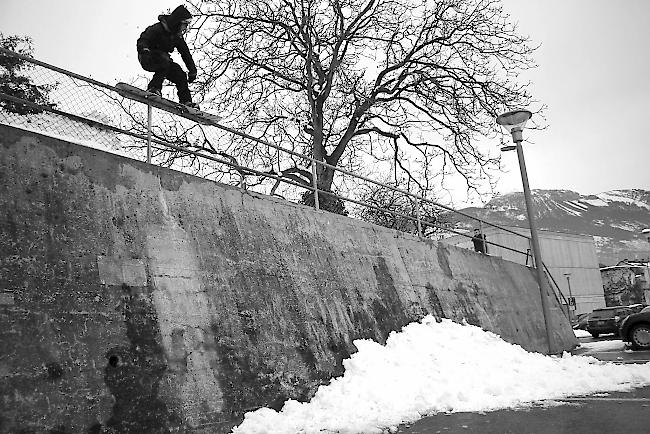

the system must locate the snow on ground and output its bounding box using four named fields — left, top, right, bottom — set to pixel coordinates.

left=573, top=329, right=591, bottom=338
left=610, top=222, right=640, bottom=232
left=592, top=235, right=613, bottom=248
left=232, top=317, right=650, bottom=434
left=578, top=338, right=626, bottom=353
left=597, top=192, right=650, bottom=210
left=567, top=200, right=589, bottom=211
left=573, top=329, right=629, bottom=353
left=582, top=198, right=608, bottom=207
left=554, top=201, right=582, bottom=217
